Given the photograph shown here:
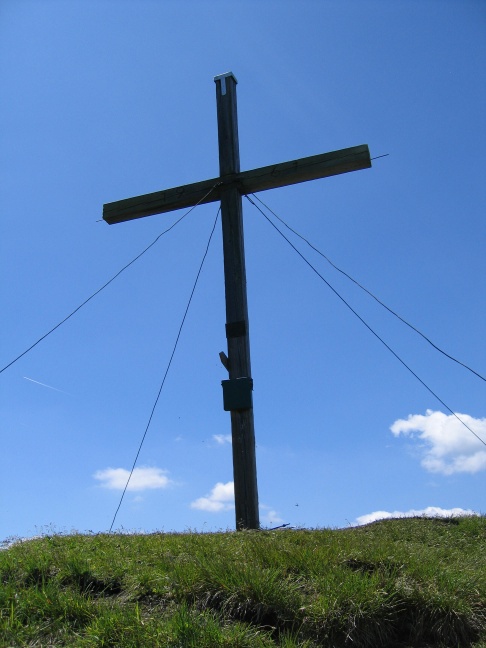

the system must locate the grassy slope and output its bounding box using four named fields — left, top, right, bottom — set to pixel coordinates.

left=0, top=516, right=484, bottom=647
